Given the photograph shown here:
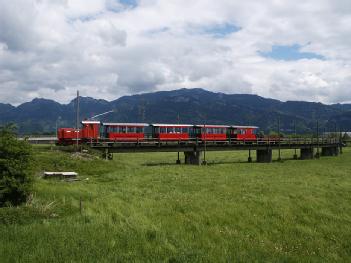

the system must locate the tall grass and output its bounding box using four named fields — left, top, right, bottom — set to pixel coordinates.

left=1, top=146, right=350, bottom=262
